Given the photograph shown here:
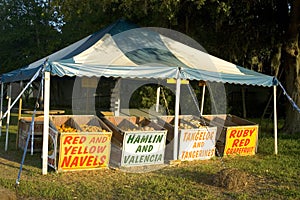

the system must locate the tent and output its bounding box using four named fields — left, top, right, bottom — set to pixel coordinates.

left=0, top=19, right=278, bottom=174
